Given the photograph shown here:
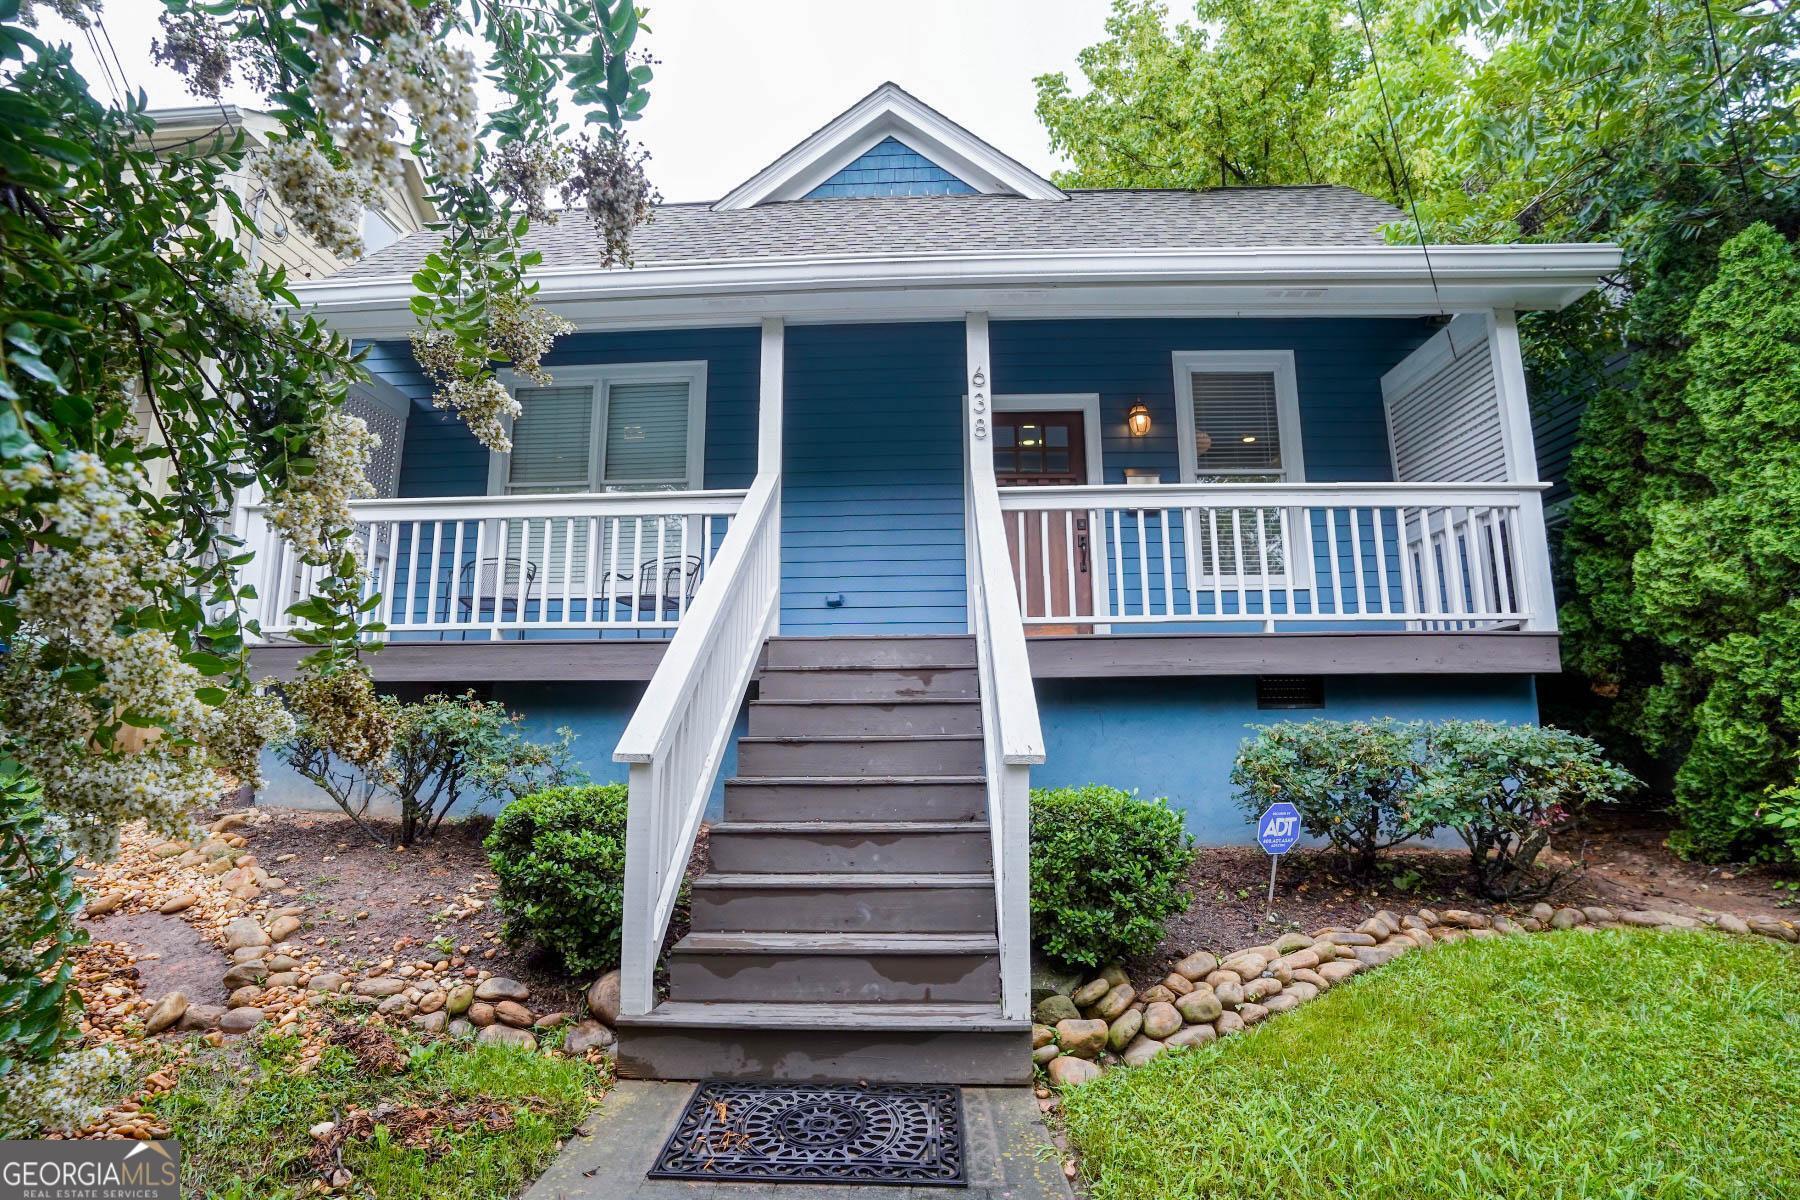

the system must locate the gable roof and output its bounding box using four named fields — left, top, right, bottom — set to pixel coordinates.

left=333, top=186, right=1408, bottom=281
left=713, top=82, right=1064, bottom=209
